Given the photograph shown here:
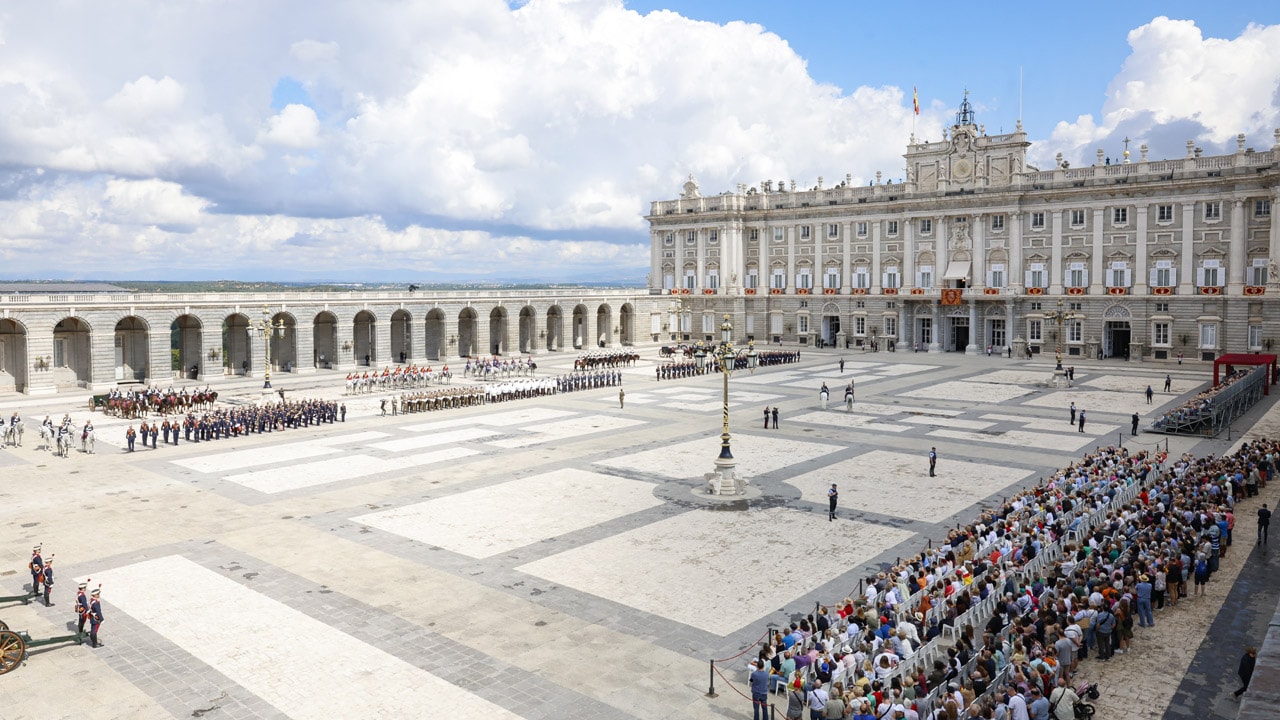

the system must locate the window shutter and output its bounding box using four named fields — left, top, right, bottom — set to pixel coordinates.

left=1149, top=268, right=1159, bottom=286
left=1196, top=267, right=1206, bottom=287
left=1080, top=270, right=1089, bottom=287
left=1123, top=269, right=1132, bottom=287
left=1025, top=269, right=1034, bottom=287
left=1169, top=268, right=1177, bottom=287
